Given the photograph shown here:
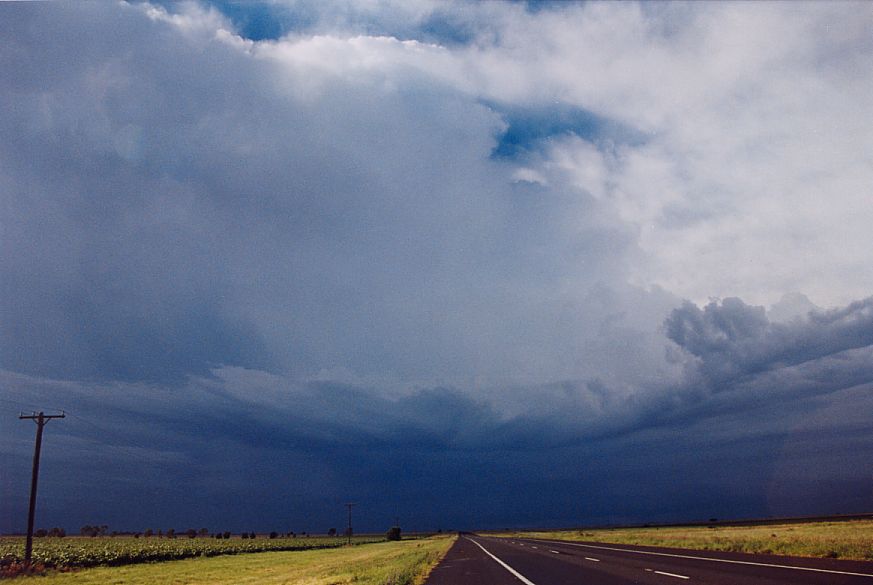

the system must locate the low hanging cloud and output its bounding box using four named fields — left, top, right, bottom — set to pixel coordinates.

left=666, top=296, right=873, bottom=389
